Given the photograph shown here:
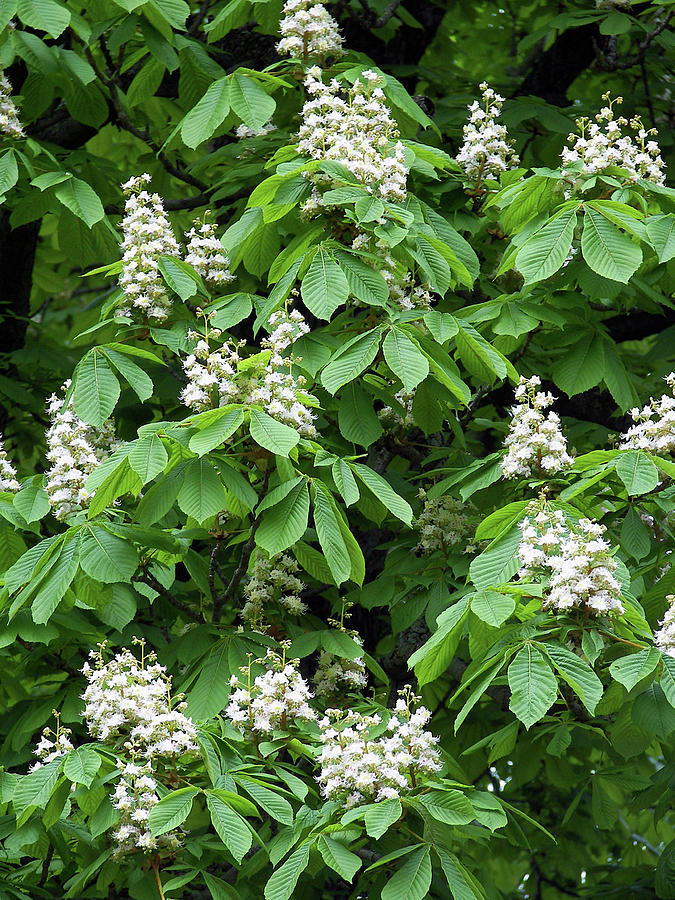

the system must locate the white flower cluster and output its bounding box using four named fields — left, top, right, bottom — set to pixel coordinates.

left=225, top=646, right=316, bottom=735
left=621, top=372, right=675, bottom=453
left=30, top=713, right=73, bottom=773
left=181, top=328, right=242, bottom=411
left=242, top=551, right=307, bottom=627
left=317, top=687, right=441, bottom=808
left=112, top=759, right=181, bottom=855
left=502, top=376, right=574, bottom=479
left=45, top=382, right=117, bottom=521
left=518, top=505, right=624, bottom=614
left=181, top=308, right=317, bottom=435
left=414, top=489, right=476, bottom=555
left=235, top=121, right=277, bottom=139
left=119, top=174, right=181, bottom=322
left=298, top=68, right=408, bottom=209
left=352, top=232, right=432, bottom=311
left=379, top=388, right=415, bottom=428
left=277, top=0, right=343, bottom=62
left=184, top=219, right=235, bottom=288
left=0, top=434, right=20, bottom=492
left=456, top=82, right=519, bottom=183
left=0, top=73, right=24, bottom=138
left=81, top=642, right=198, bottom=758
left=314, top=634, right=367, bottom=697
left=655, top=595, right=675, bottom=657
left=561, top=93, right=666, bottom=188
